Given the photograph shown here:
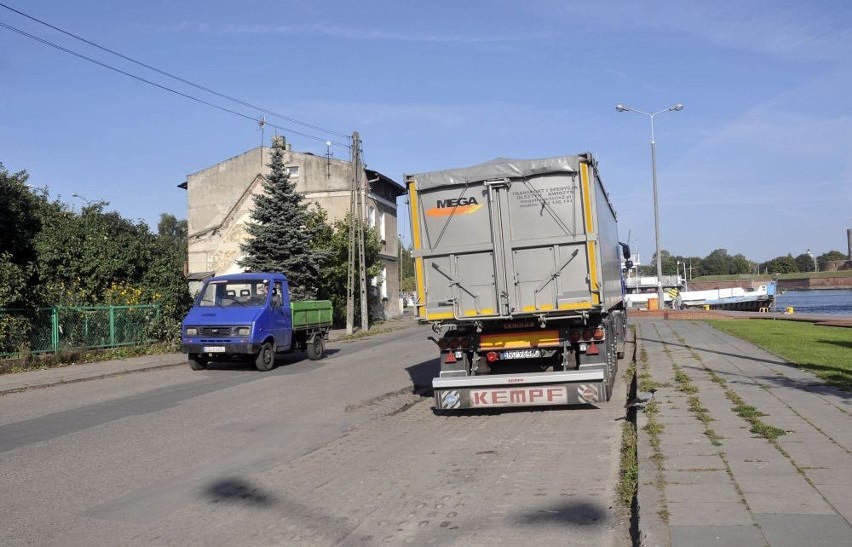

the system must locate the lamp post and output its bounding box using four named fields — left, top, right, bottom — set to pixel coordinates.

left=806, top=249, right=817, bottom=272
left=71, top=192, right=92, bottom=205
left=616, top=103, right=684, bottom=308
